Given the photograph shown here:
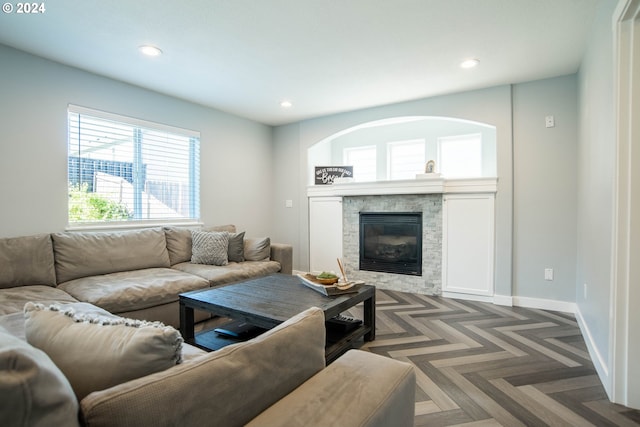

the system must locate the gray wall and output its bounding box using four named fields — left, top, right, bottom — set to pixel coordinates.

left=576, top=0, right=617, bottom=388
left=512, top=75, right=578, bottom=303
left=0, top=44, right=274, bottom=238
